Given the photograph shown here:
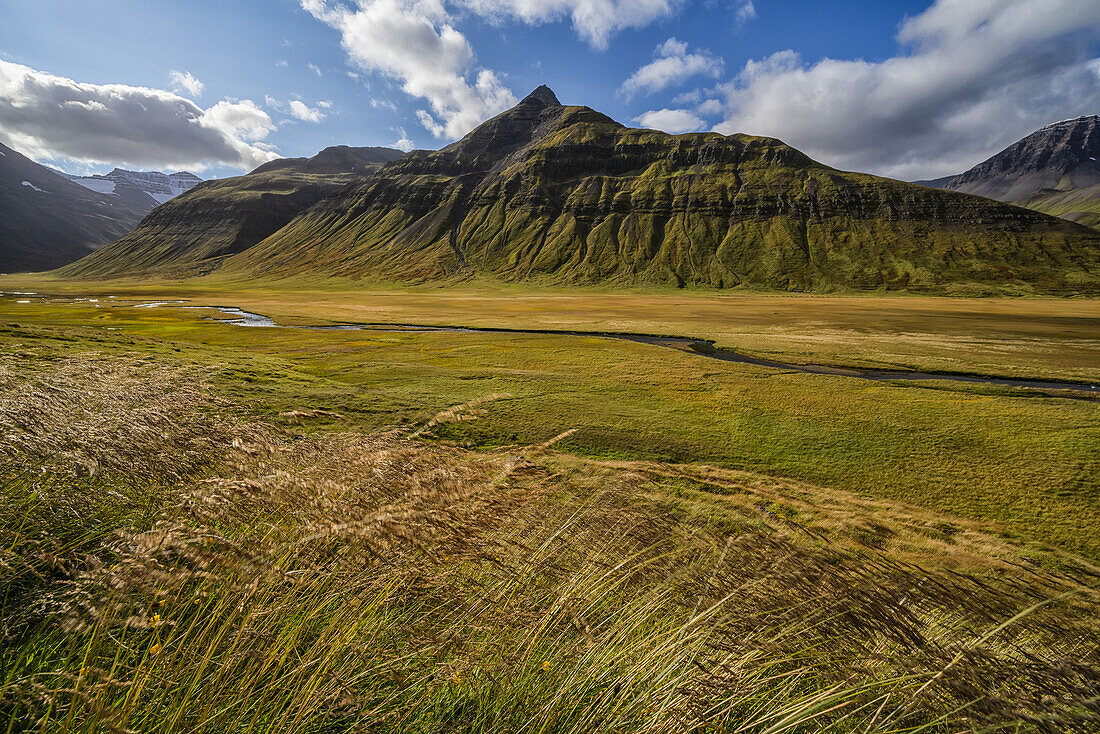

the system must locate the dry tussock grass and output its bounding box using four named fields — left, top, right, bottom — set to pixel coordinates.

left=1, top=354, right=1098, bottom=733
